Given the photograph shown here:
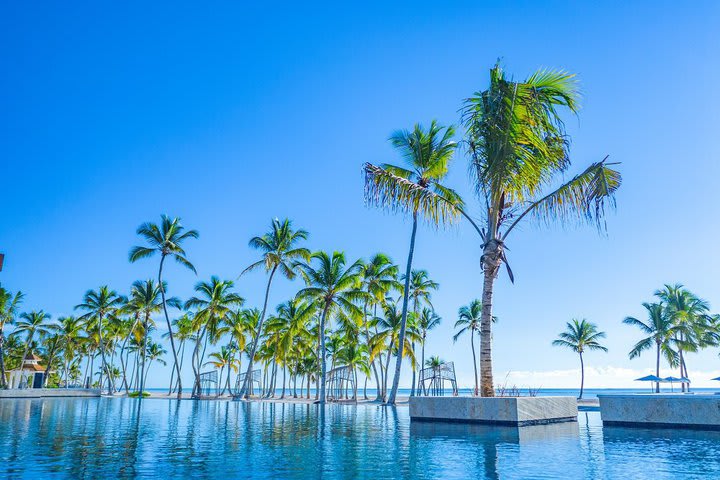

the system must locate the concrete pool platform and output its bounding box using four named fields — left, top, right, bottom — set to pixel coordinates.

left=599, top=394, right=720, bottom=430
left=409, top=396, right=578, bottom=426
left=0, top=388, right=101, bottom=399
